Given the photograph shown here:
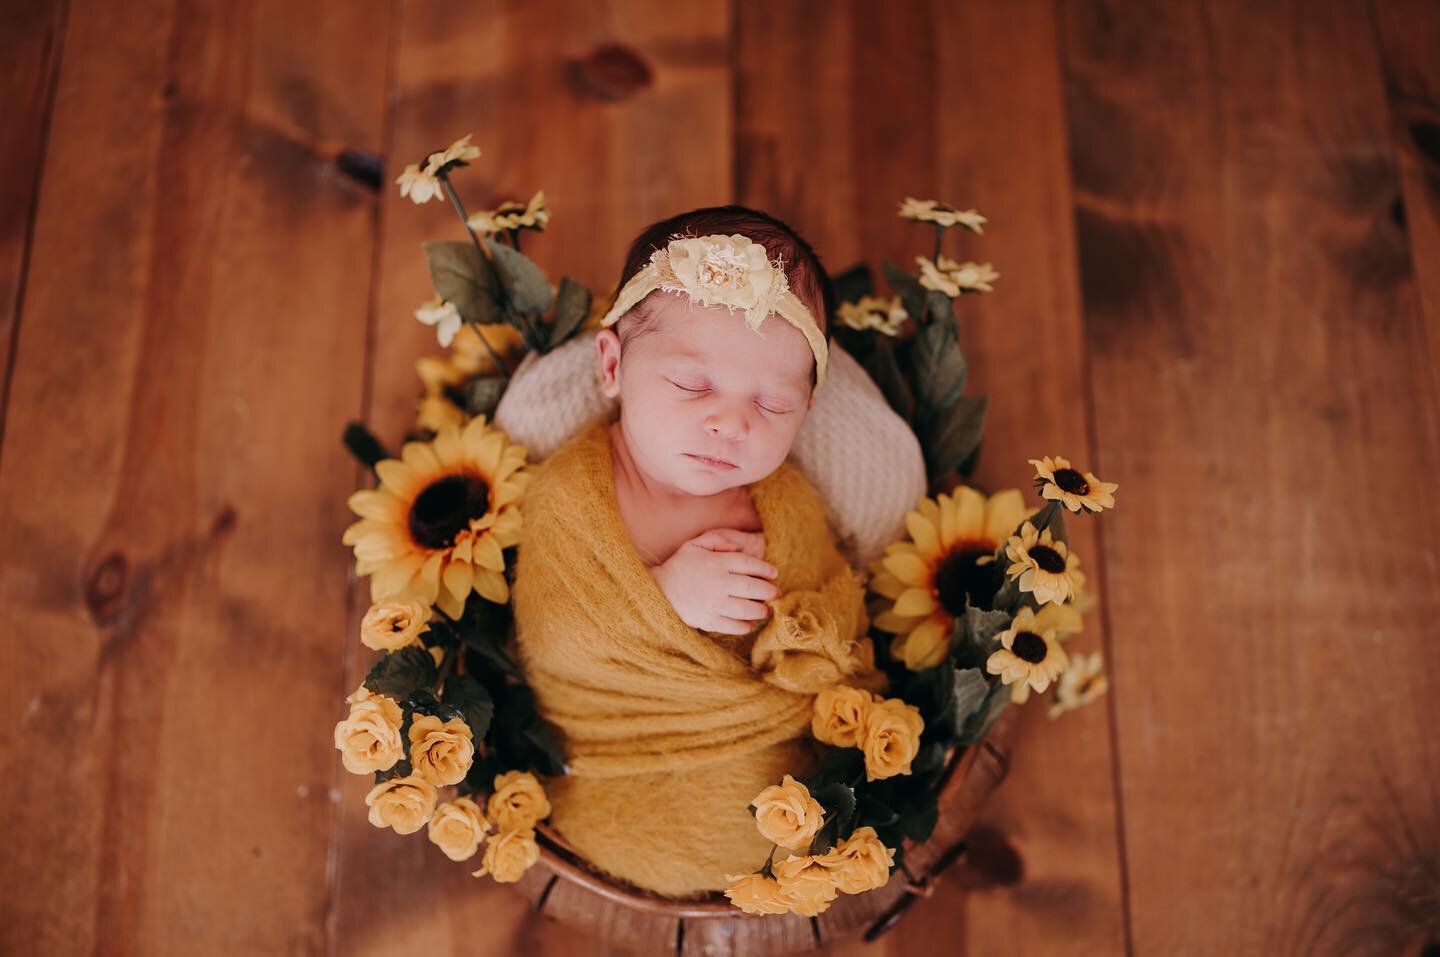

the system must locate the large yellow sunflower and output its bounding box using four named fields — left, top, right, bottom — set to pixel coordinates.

left=342, top=415, right=531, bottom=618
left=868, top=487, right=1034, bottom=670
